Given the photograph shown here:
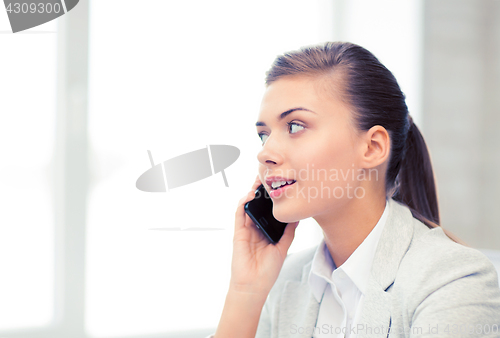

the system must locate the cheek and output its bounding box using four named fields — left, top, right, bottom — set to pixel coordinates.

left=258, top=166, right=267, bottom=183
left=303, top=142, right=344, bottom=168
left=297, top=145, right=356, bottom=187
